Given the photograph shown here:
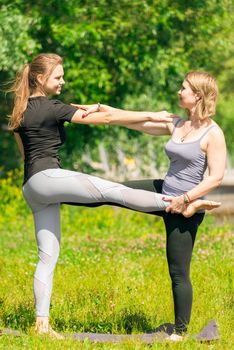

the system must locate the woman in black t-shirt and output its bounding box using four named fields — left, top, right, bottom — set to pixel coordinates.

left=9, top=53, right=220, bottom=338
